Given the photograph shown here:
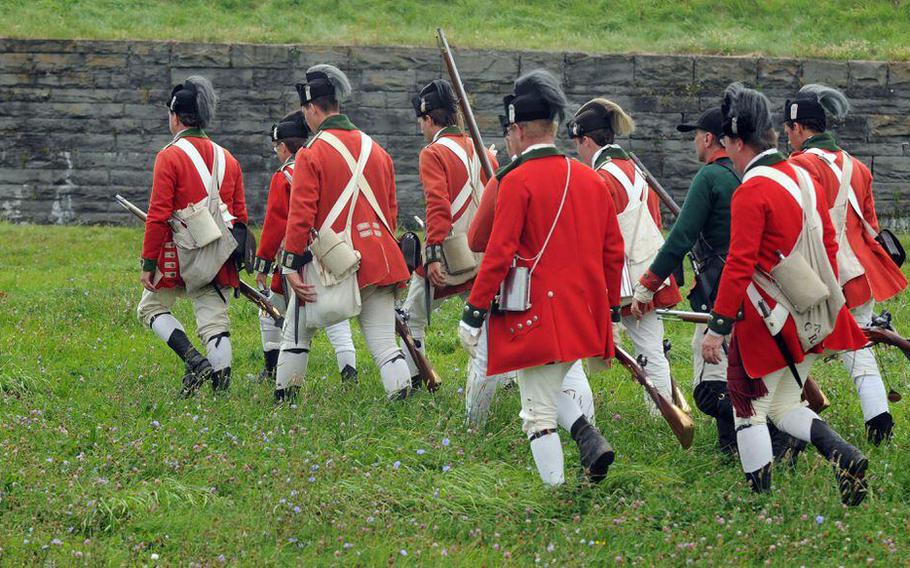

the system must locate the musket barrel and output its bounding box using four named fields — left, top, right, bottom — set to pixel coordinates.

left=436, top=28, right=495, bottom=181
